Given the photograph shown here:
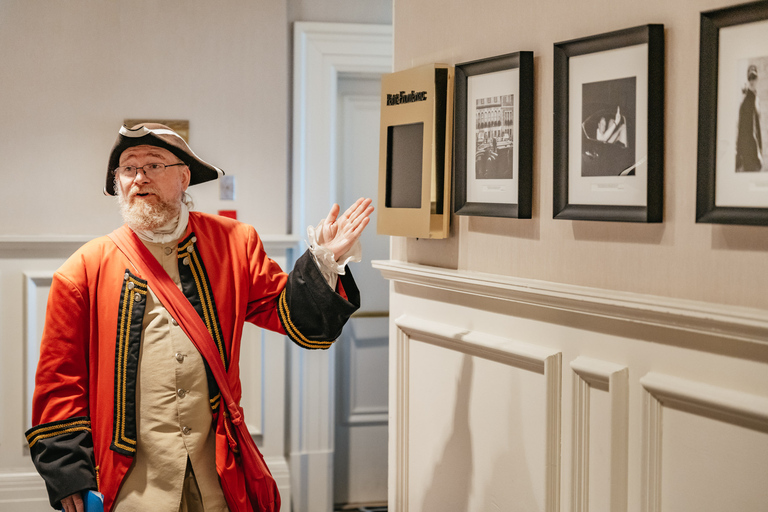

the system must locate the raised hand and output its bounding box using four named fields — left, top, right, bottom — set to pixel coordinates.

left=318, top=198, right=374, bottom=261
